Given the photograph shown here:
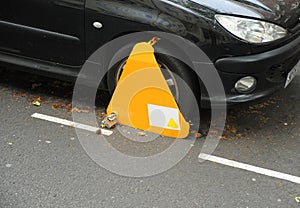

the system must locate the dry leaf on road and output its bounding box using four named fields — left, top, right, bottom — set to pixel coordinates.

left=70, top=107, right=90, bottom=113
